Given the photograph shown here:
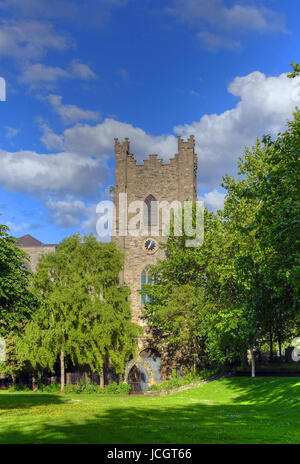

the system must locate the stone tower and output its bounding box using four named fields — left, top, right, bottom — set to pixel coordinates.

left=112, top=135, right=197, bottom=334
